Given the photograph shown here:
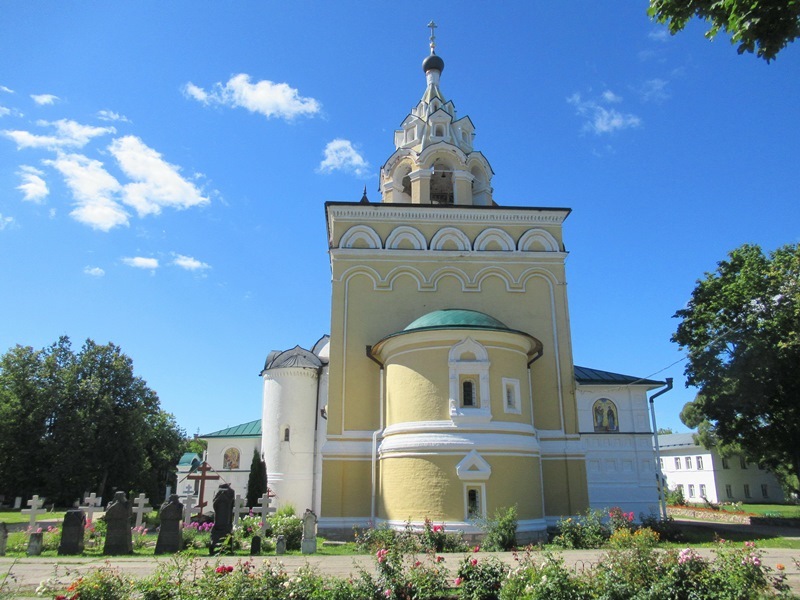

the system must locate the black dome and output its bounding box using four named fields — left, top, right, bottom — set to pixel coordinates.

left=422, top=52, right=444, bottom=73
